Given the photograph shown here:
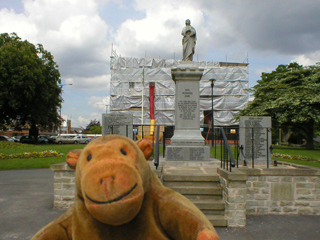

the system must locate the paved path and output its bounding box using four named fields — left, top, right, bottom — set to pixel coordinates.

left=0, top=169, right=319, bottom=240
